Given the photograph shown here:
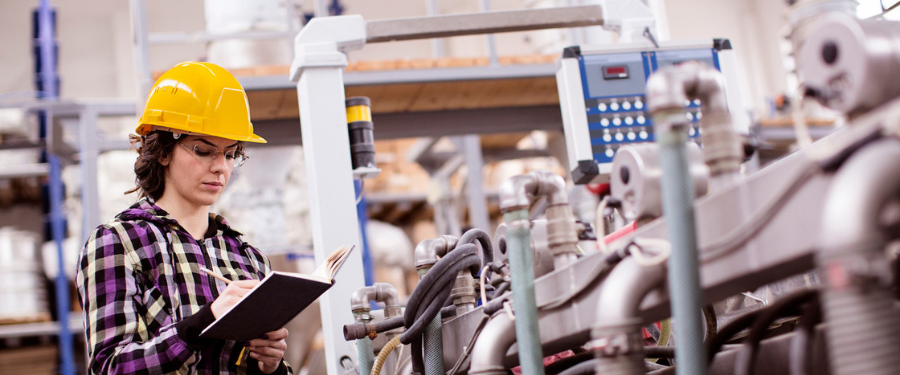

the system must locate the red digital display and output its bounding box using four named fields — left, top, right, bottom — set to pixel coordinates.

left=602, top=65, right=629, bottom=80
left=605, top=66, right=627, bottom=75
